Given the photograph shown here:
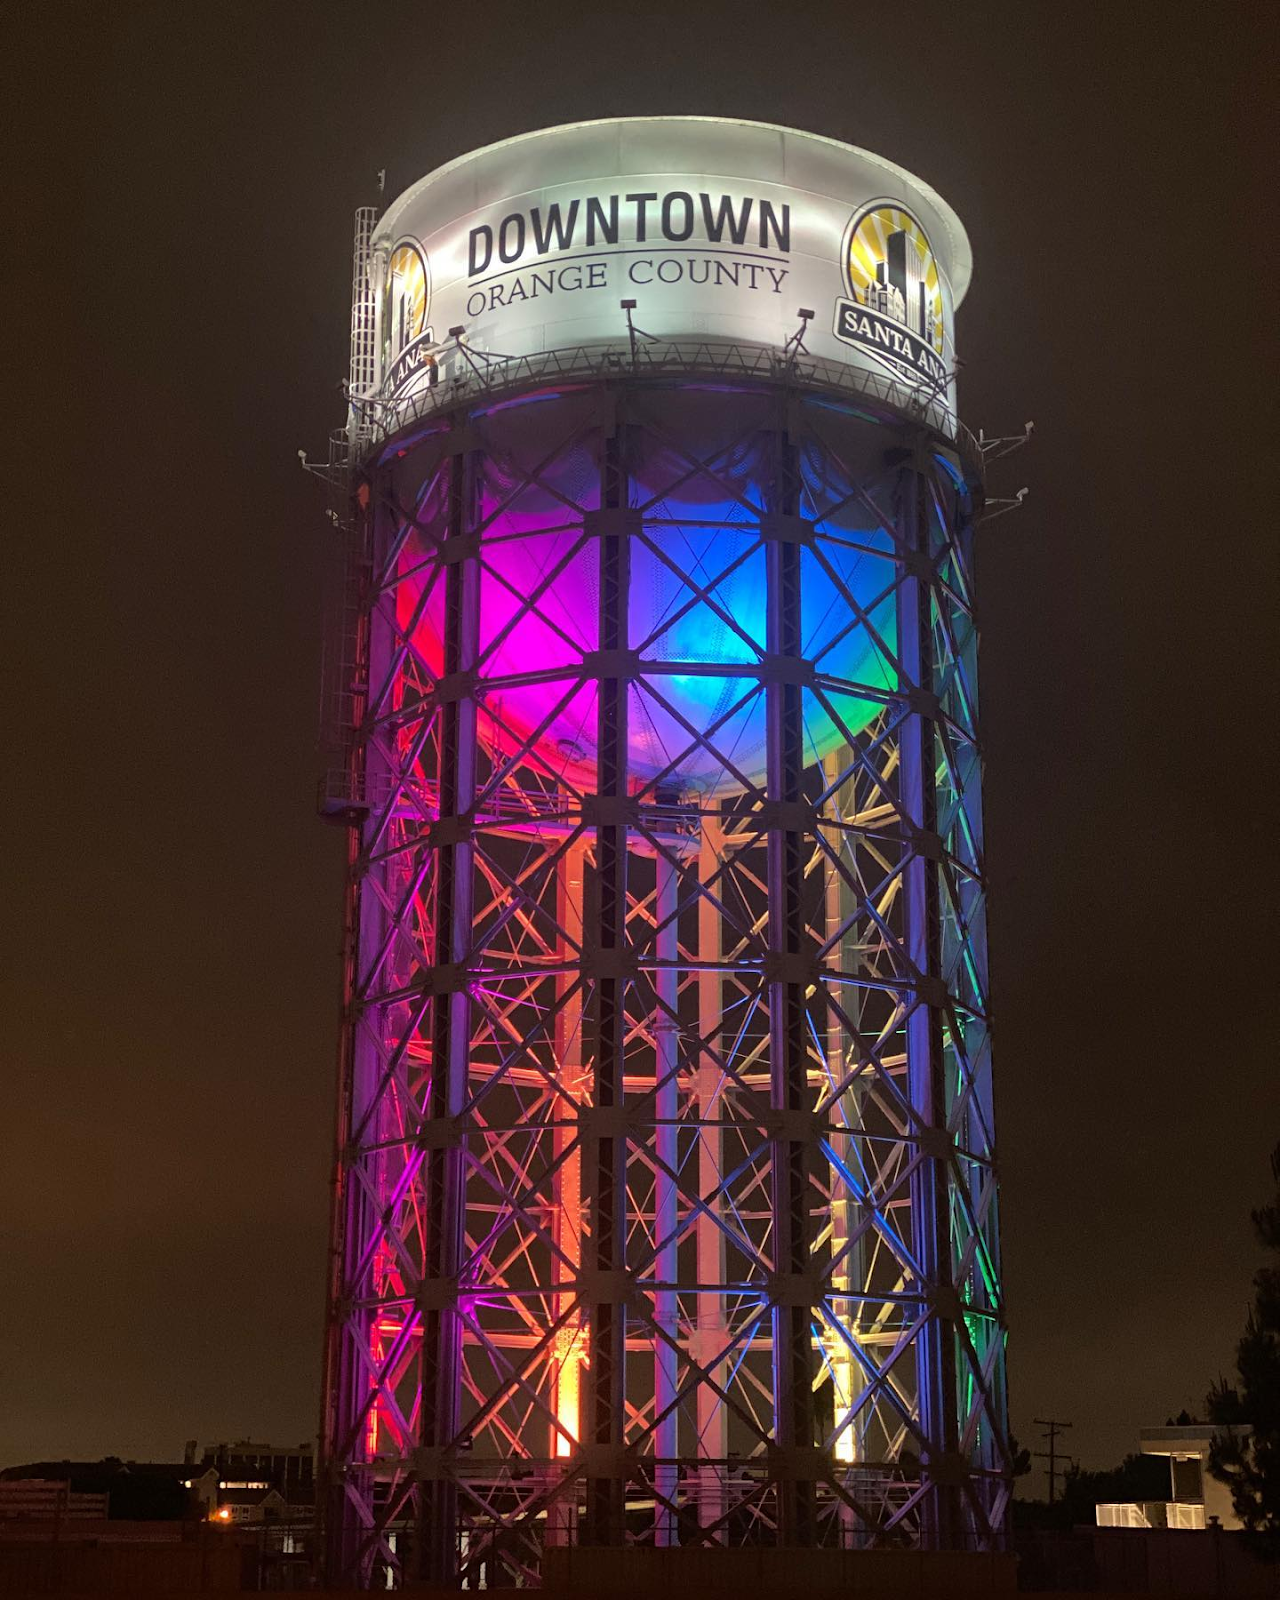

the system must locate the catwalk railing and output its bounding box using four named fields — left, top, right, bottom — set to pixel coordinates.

left=342, top=337, right=982, bottom=471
